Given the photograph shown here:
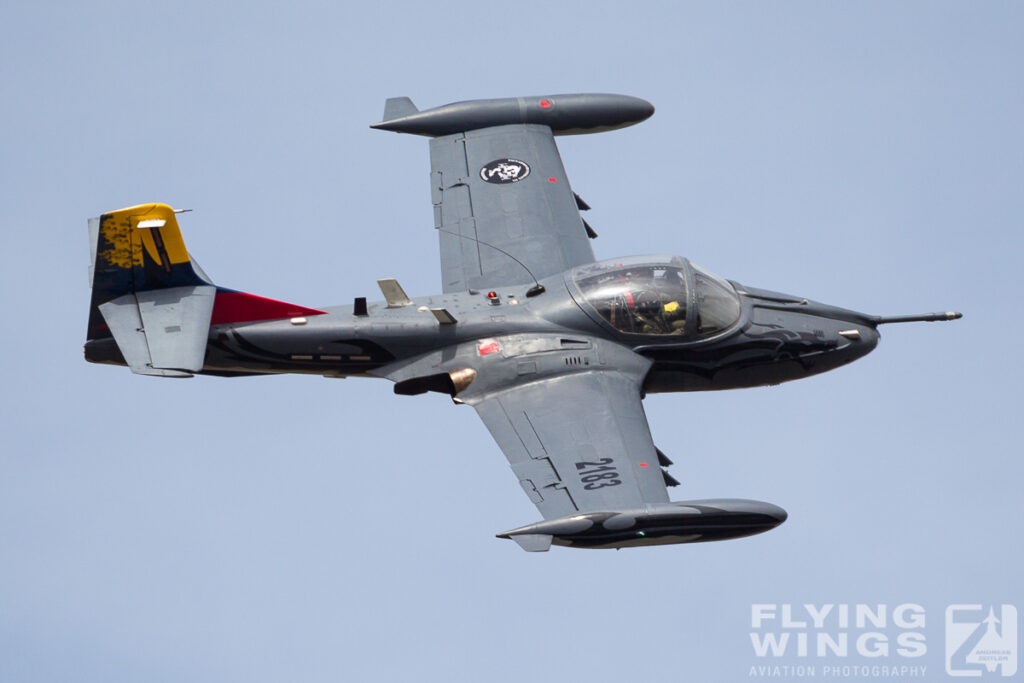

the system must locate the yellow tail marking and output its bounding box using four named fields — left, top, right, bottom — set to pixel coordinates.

left=130, top=204, right=189, bottom=267
left=97, top=211, right=133, bottom=269
left=100, top=204, right=191, bottom=269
